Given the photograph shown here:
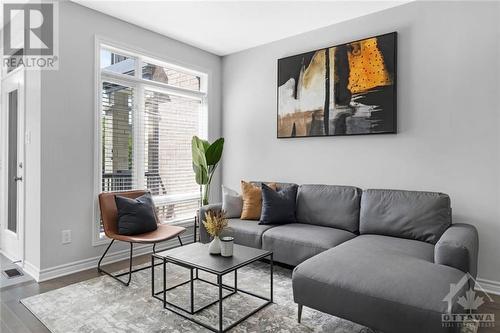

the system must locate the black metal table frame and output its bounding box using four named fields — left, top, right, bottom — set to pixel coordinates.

left=151, top=252, right=273, bottom=333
